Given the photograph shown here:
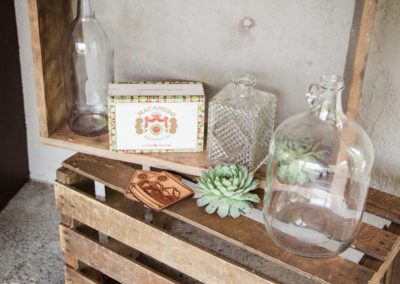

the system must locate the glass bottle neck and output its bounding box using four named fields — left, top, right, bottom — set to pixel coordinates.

left=233, top=74, right=256, bottom=99
left=78, top=0, right=95, bottom=19
left=312, top=88, right=345, bottom=123
left=236, top=84, right=253, bottom=98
